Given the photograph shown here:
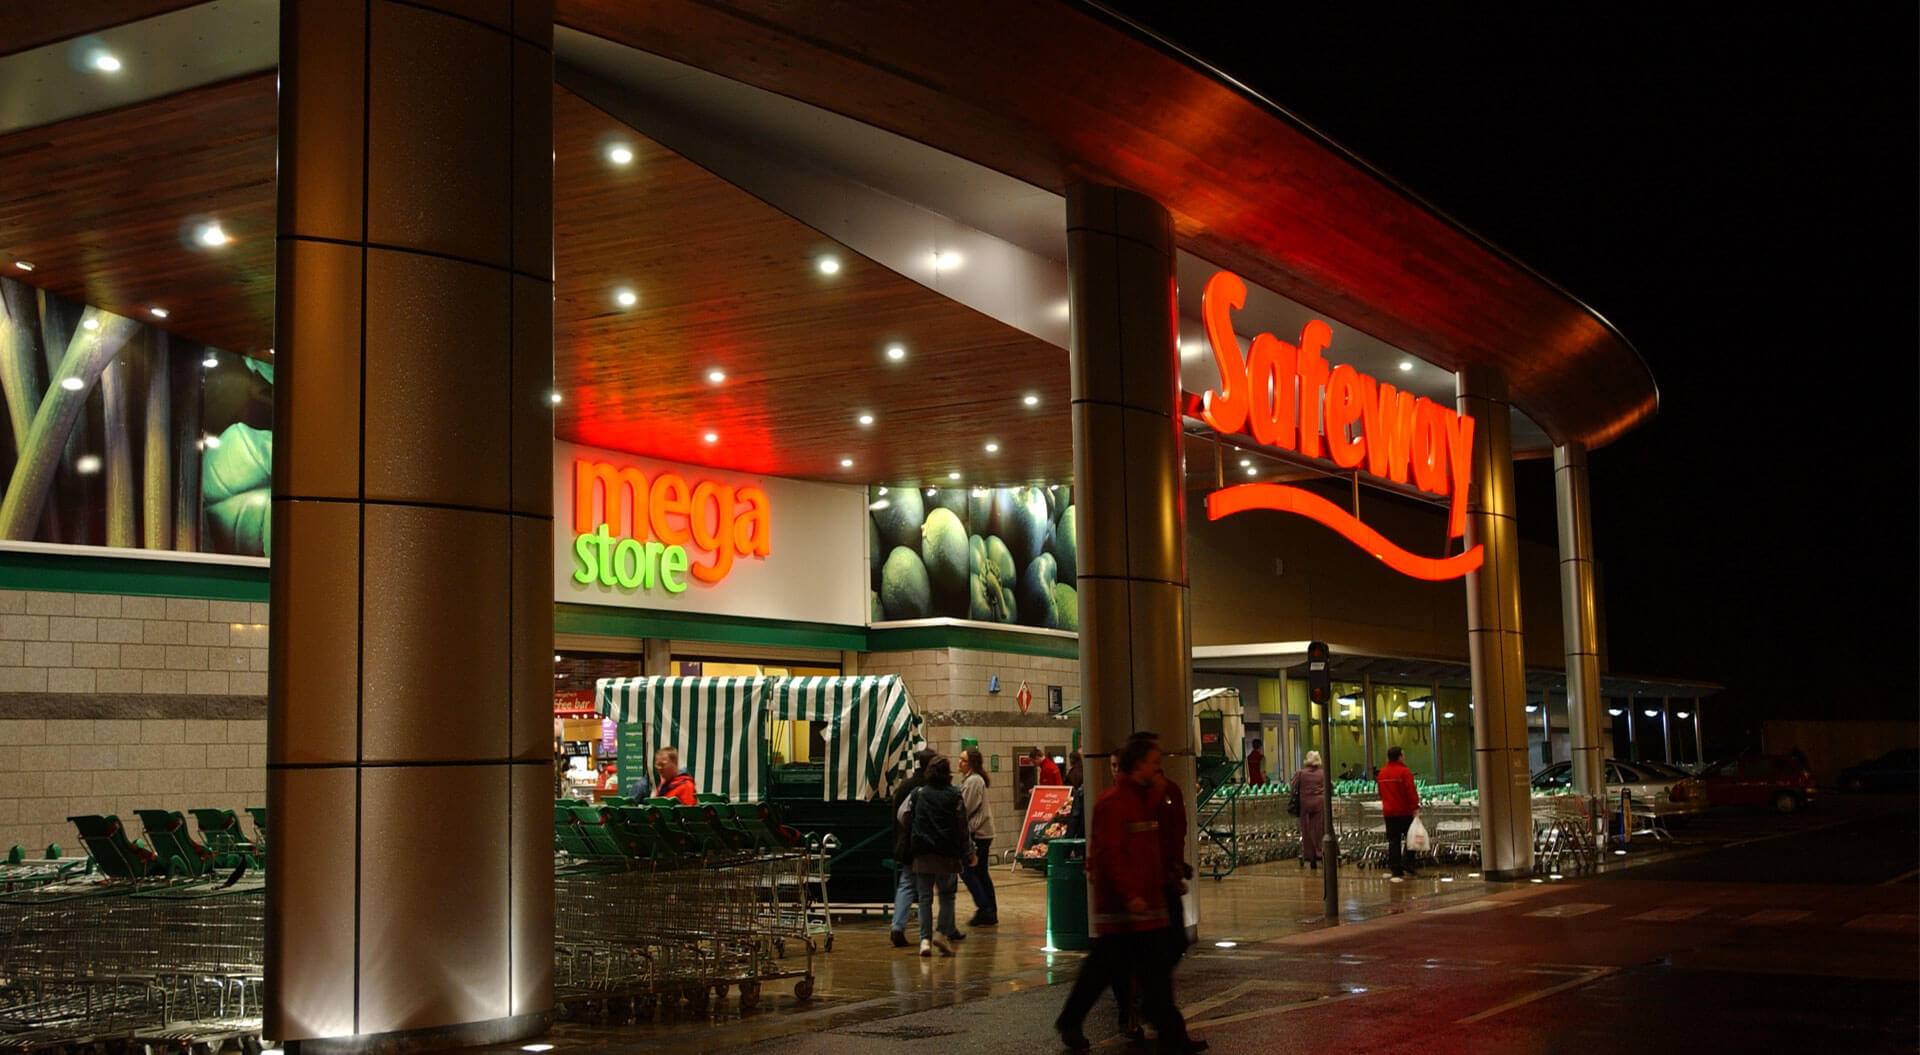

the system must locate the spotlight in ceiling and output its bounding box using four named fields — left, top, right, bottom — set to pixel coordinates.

left=549, top=391, right=563, bottom=405
left=1608, top=708, right=1623, bottom=717
left=149, top=307, right=169, bottom=319
left=81, top=319, right=98, bottom=331
left=267, top=348, right=275, bottom=356
left=606, top=145, right=634, bottom=165
left=706, top=368, right=725, bottom=384
left=1676, top=710, right=1691, bottom=719
left=202, top=355, right=218, bottom=369
left=816, top=255, right=841, bottom=275
left=984, top=442, right=999, bottom=453
left=1643, top=709, right=1660, bottom=718
left=857, top=413, right=874, bottom=426
left=613, top=288, right=637, bottom=309
left=12, top=261, right=32, bottom=272
left=1525, top=705, right=1538, bottom=713
left=1022, top=394, right=1039, bottom=407
left=60, top=377, right=83, bottom=391
left=1442, top=712, right=1455, bottom=719
left=1399, top=360, right=1414, bottom=372
left=885, top=343, right=906, bottom=362
left=1245, top=466, right=1257, bottom=476
left=702, top=432, right=718, bottom=444
left=91, top=51, right=121, bottom=73
left=840, top=457, right=853, bottom=468
left=1238, top=458, right=1251, bottom=467
left=195, top=222, right=231, bottom=247
left=75, top=455, right=101, bottom=475
left=947, top=471, right=960, bottom=480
